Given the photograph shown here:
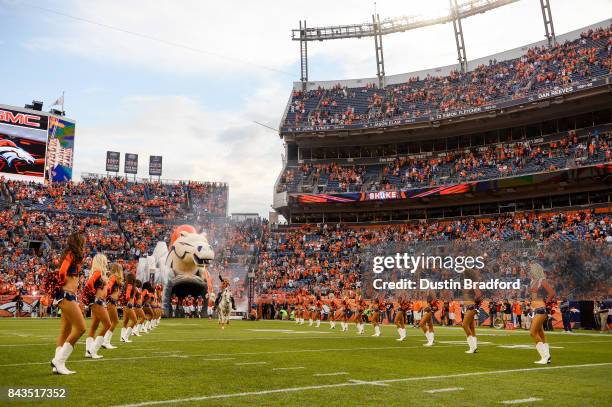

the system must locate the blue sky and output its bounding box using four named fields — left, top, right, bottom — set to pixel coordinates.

left=1, top=0, right=610, bottom=217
